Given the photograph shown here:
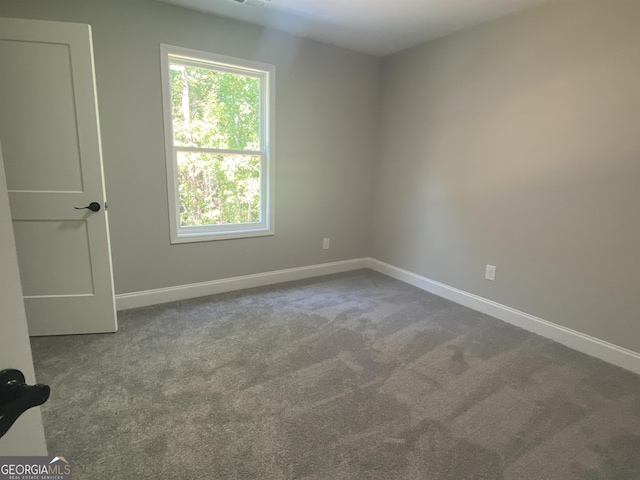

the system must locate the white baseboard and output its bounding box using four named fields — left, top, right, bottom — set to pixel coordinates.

left=366, top=258, right=640, bottom=375
left=115, top=258, right=369, bottom=311
left=116, top=256, right=640, bottom=375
